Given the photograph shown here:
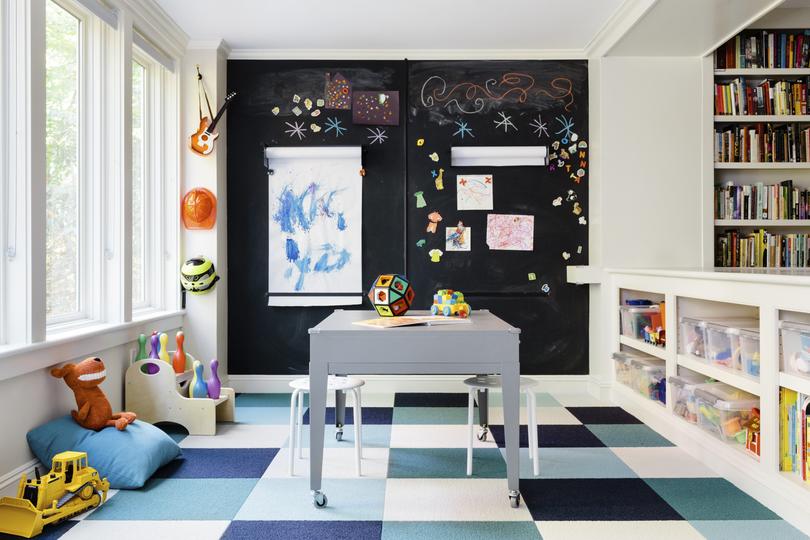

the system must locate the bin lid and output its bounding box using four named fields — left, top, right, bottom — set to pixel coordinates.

left=620, top=305, right=660, bottom=313
left=738, top=328, right=760, bottom=340
left=612, top=351, right=655, bottom=362
left=694, top=382, right=759, bottom=410
left=630, top=356, right=666, bottom=372
left=668, top=372, right=712, bottom=389
left=705, top=319, right=758, bottom=335
left=780, top=321, right=810, bottom=334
